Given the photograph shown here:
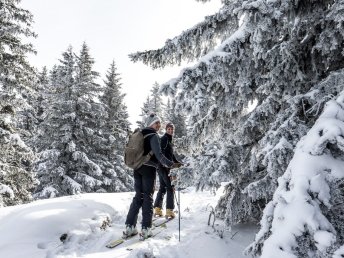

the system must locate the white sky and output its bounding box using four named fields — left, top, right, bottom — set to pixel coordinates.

left=21, top=0, right=222, bottom=127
